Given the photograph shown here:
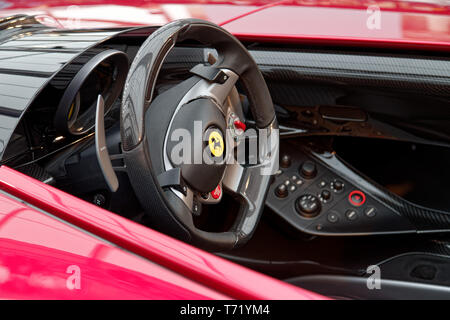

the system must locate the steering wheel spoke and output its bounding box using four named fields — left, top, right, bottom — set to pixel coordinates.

left=222, top=119, right=279, bottom=239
